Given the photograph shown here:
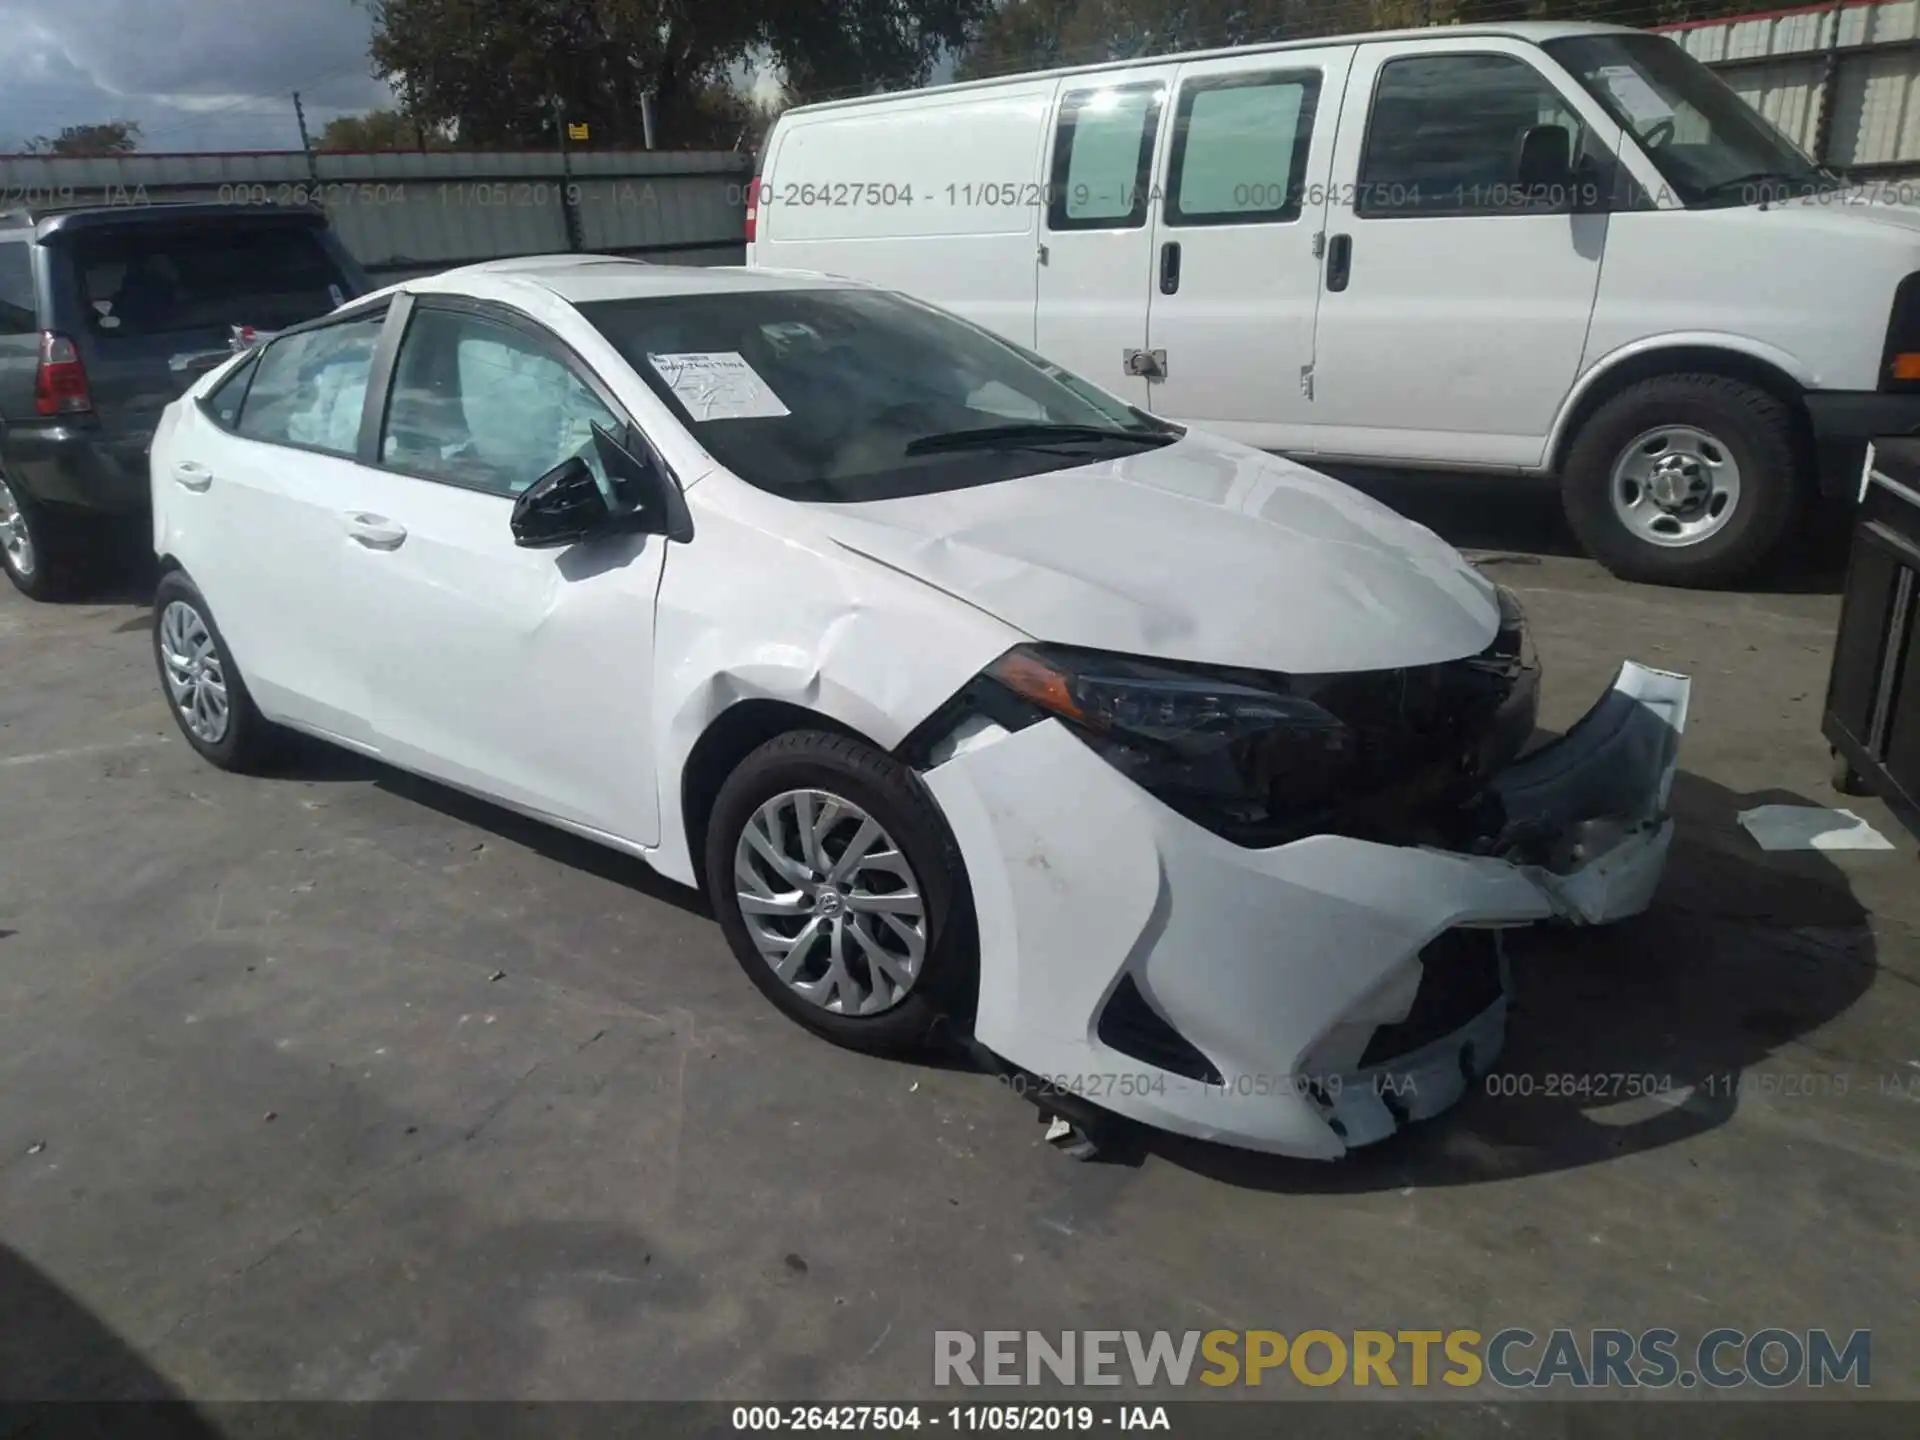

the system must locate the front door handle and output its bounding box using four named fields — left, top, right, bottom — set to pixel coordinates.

left=1325, top=233, right=1353, bottom=293
left=346, top=513, right=408, bottom=551
left=1159, top=240, right=1182, bottom=295
left=171, top=461, right=213, bottom=492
